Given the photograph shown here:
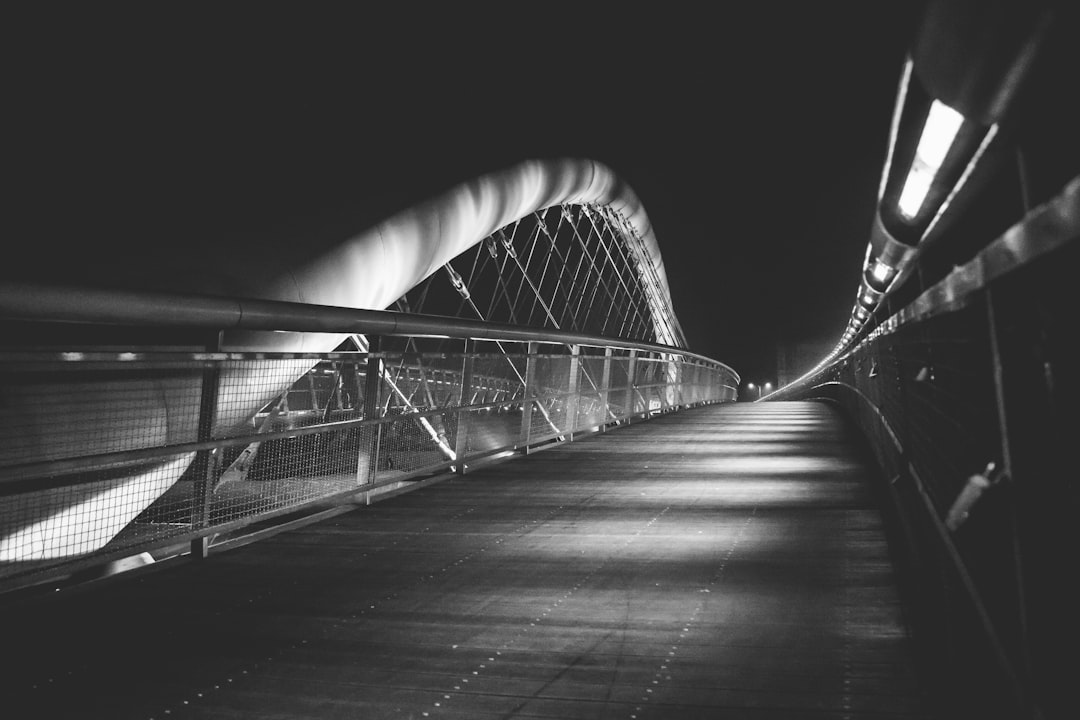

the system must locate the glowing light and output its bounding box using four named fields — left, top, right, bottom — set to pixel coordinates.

left=869, top=259, right=896, bottom=287
left=897, top=100, right=965, bottom=219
